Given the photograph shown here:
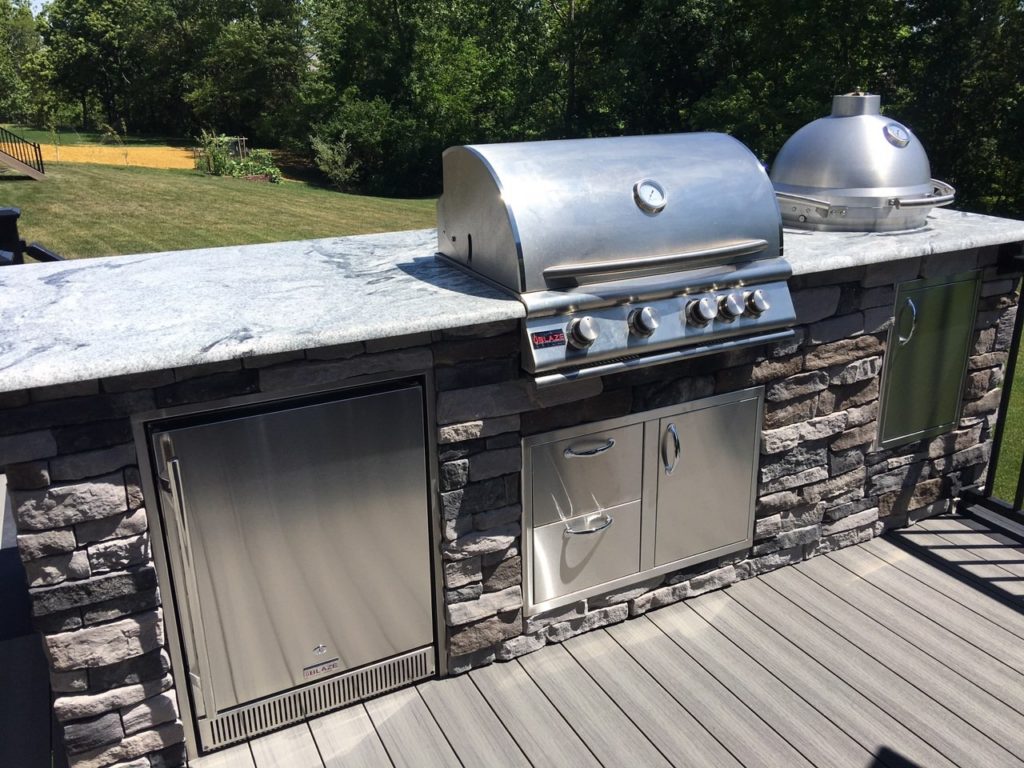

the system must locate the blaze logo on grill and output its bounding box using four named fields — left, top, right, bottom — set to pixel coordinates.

left=531, top=329, right=567, bottom=349
left=303, top=657, right=340, bottom=680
